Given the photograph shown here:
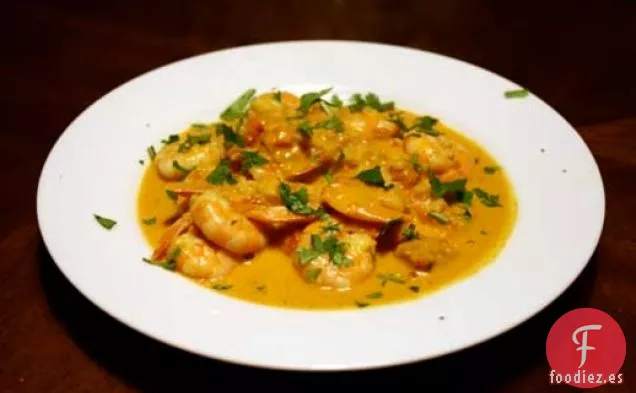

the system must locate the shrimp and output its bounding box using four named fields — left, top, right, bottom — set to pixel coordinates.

left=293, top=221, right=376, bottom=290
left=155, top=128, right=224, bottom=181
left=404, top=134, right=472, bottom=180
left=322, top=180, right=404, bottom=223
left=150, top=213, right=239, bottom=280
left=189, top=190, right=268, bottom=256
